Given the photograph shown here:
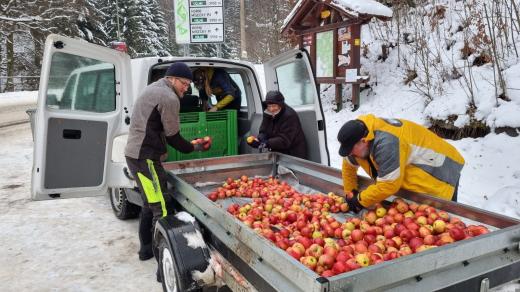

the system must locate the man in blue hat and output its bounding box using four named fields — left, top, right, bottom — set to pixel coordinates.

left=125, top=62, right=211, bottom=262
